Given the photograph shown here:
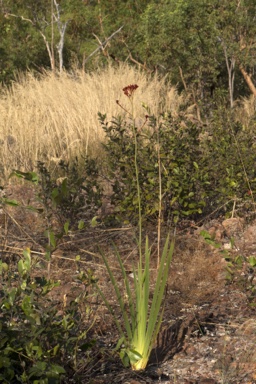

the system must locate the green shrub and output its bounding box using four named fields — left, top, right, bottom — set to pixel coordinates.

left=99, top=101, right=256, bottom=224
left=0, top=249, right=95, bottom=383
left=200, top=106, right=256, bottom=217
left=36, top=158, right=102, bottom=226
left=97, top=235, right=174, bottom=371
left=11, top=156, right=102, bottom=228
left=99, top=111, right=208, bottom=224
